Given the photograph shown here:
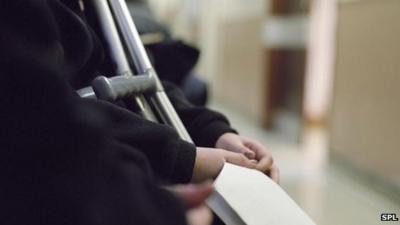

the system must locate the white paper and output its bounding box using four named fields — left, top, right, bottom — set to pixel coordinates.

left=208, top=163, right=317, bottom=225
